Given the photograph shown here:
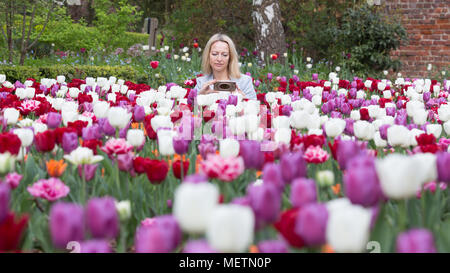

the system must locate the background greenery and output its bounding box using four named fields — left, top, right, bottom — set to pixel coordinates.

left=0, top=0, right=412, bottom=81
